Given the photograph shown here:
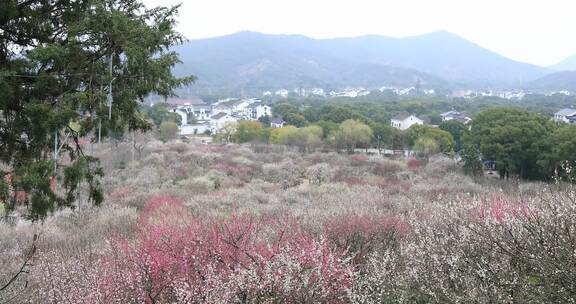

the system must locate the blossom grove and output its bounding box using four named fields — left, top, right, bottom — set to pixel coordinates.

left=1, top=138, right=576, bottom=303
